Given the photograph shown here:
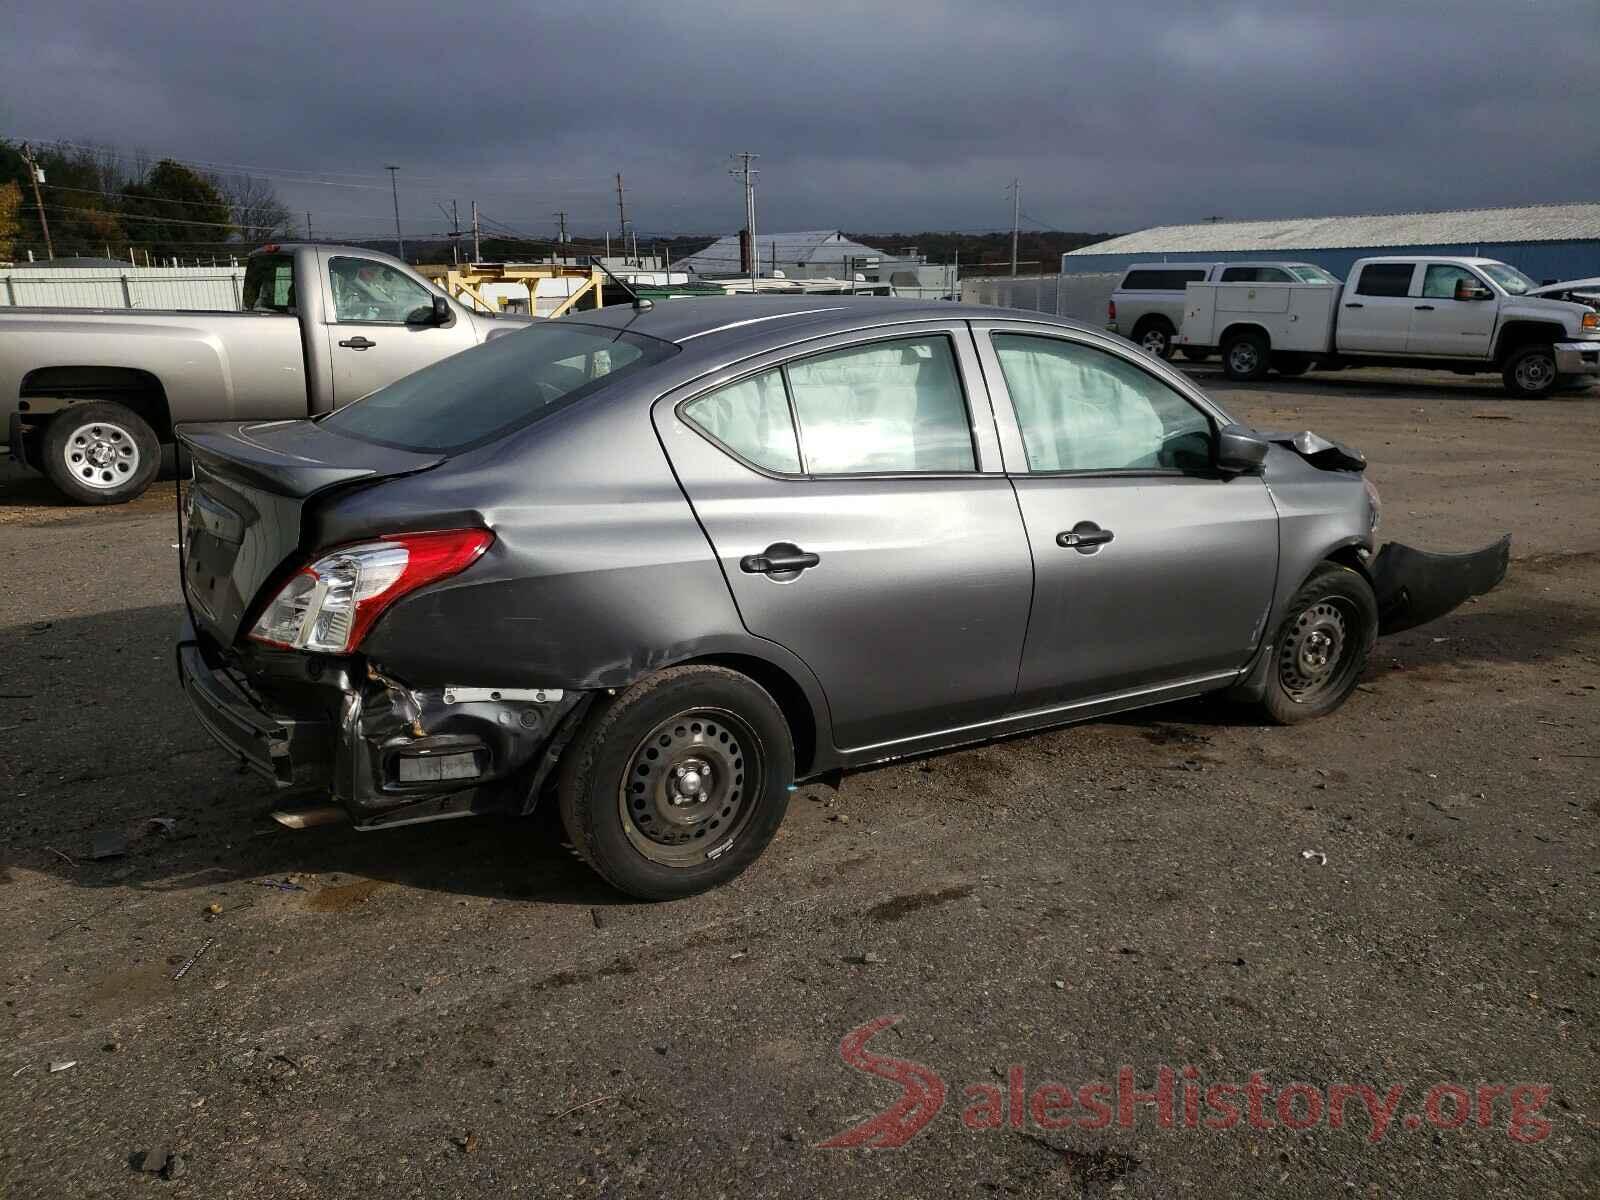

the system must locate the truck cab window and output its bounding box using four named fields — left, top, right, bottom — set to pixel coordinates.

left=329, top=257, right=435, bottom=324
left=241, top=255, right=295, bottom=313
left=1354, top=263, right=1416, bottom=297
left=1421, top=265, right=1484, bottom=299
